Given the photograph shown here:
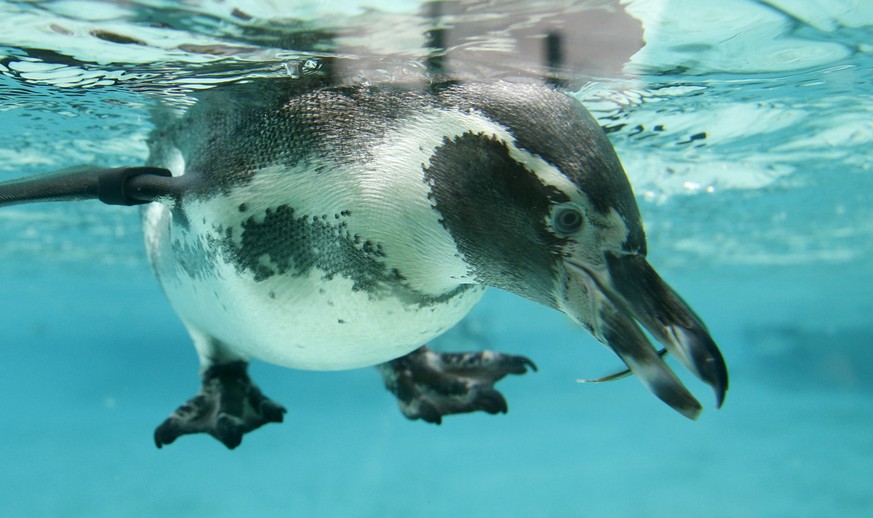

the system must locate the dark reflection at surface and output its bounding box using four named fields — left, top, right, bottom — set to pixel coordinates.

left=545, top=31, right=566, bottom=87
left=323, top=0, right=643, bottom=88
left=413, top=0, right=643, bottom=85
